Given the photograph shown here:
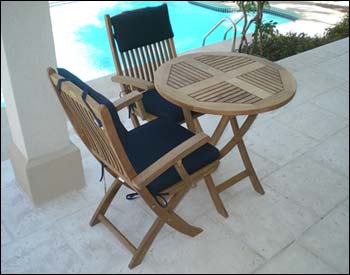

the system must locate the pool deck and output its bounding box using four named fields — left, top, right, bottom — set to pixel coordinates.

left=1, top=37, right=349, bottom=274
left=270, top=1, right=348, bottom=36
